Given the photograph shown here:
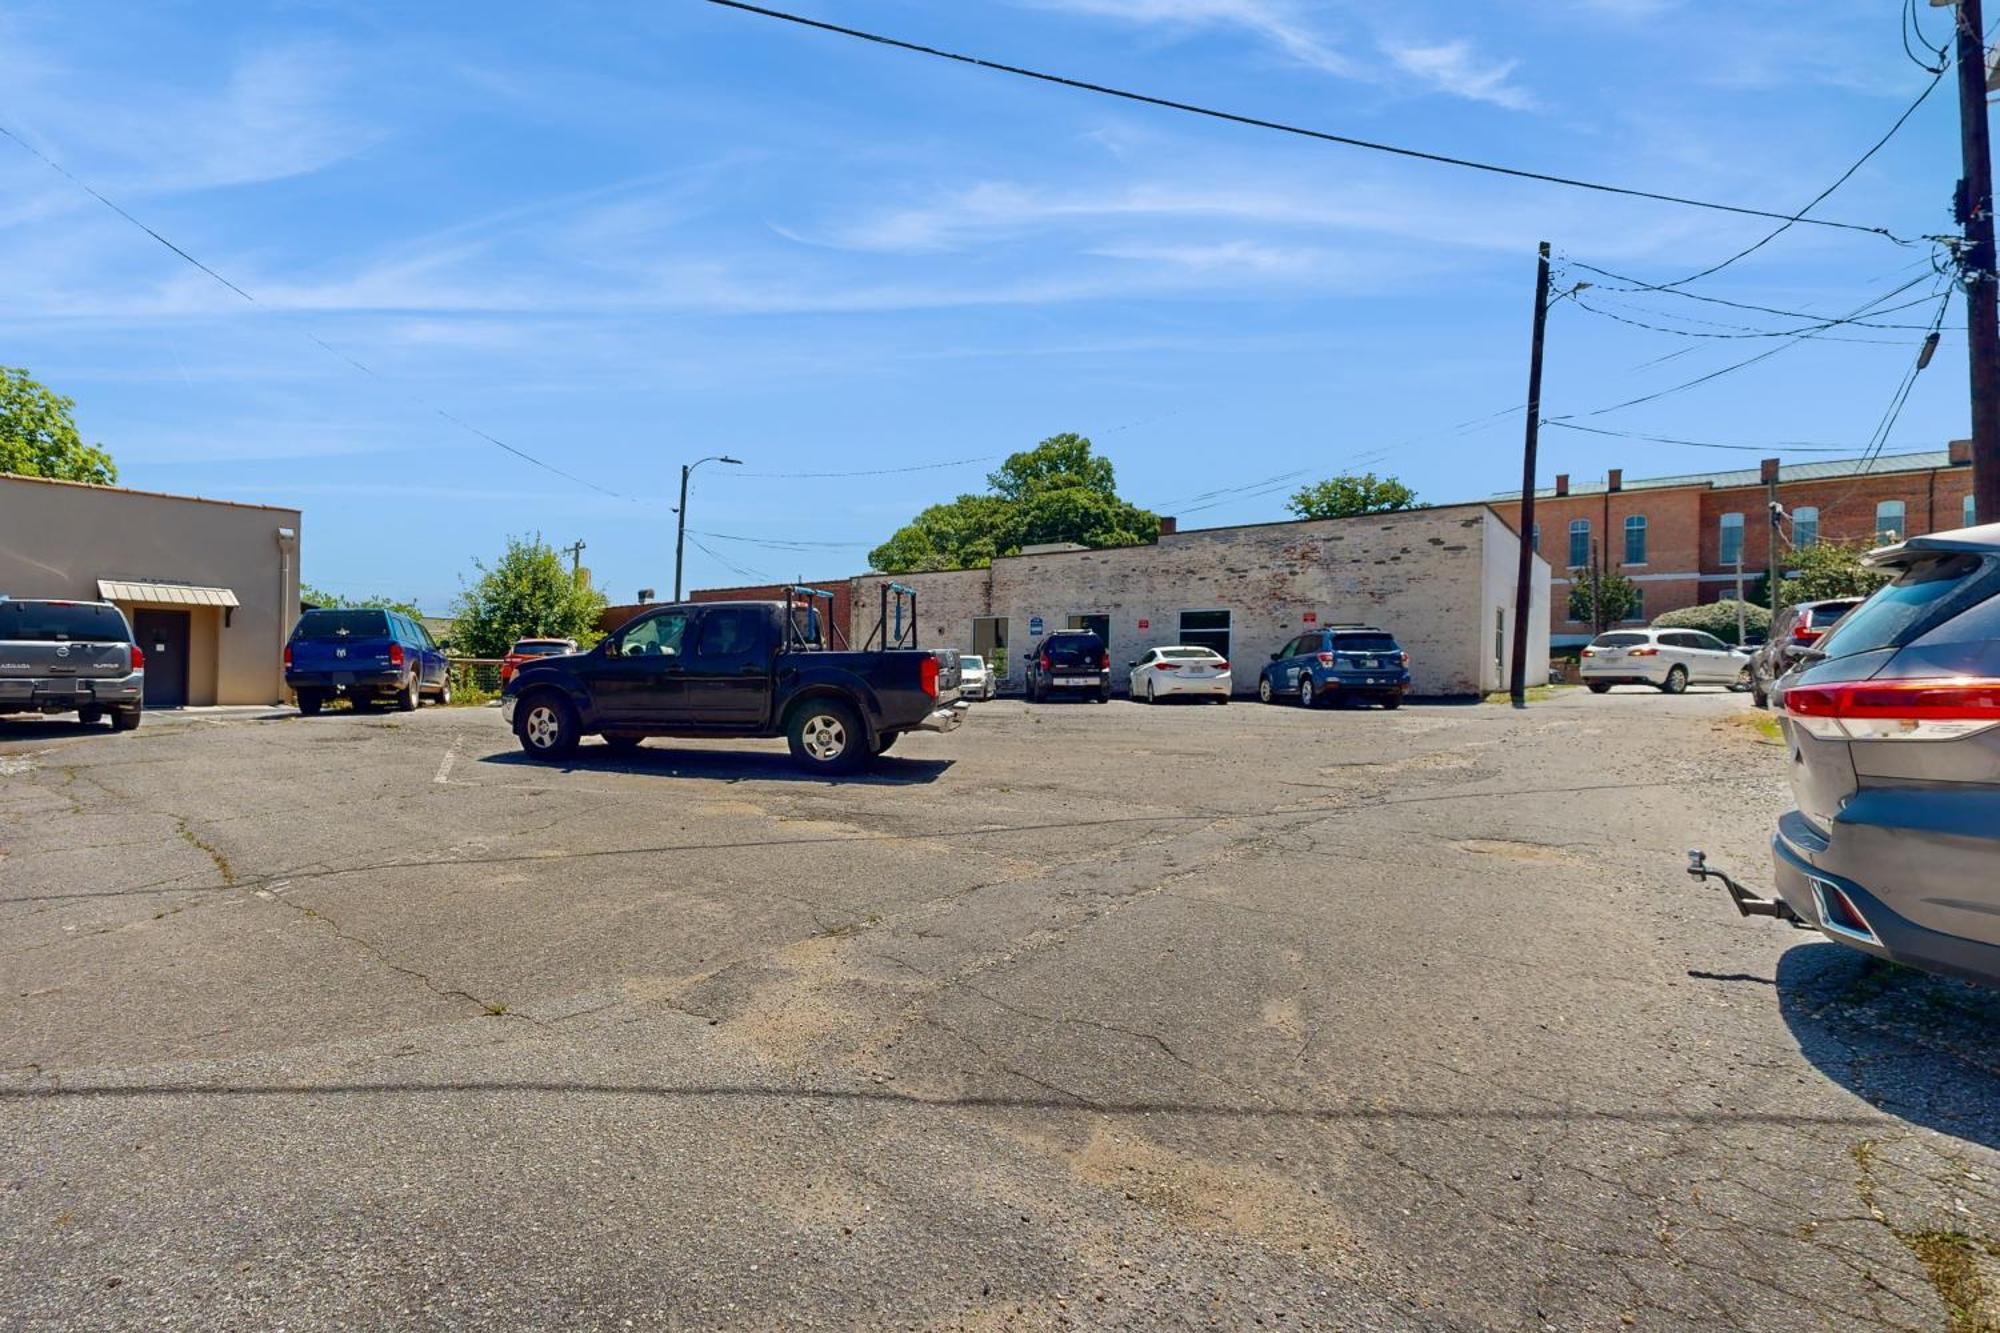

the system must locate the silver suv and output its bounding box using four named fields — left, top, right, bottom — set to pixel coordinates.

left=0, top=598, right=145, bottom=730
left=1761, top=526, right=2000, bottom=985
